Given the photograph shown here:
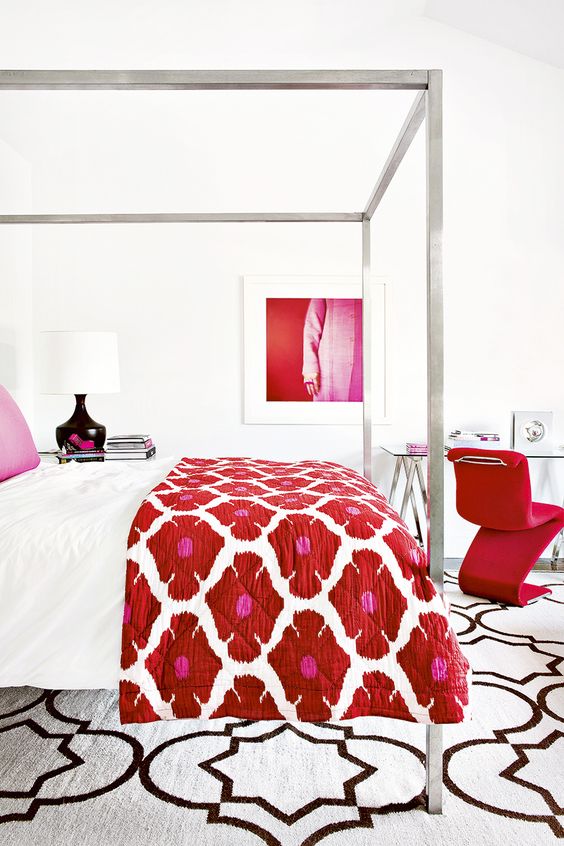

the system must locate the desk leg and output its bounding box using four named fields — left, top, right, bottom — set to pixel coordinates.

left=389, top=456, right=403, bottom=506
left=407, top=459, right=424, bottom=547
left=400, top=457, right=417, bottom=522
left=551, top=530, right=563, bottom=571
left=415, top=458, right=428, bottom=510
left=397, top=457, right=426, bottom=547
left=389, top=455, right=426, bottom=548
left=550, top=494, right=564, bottom=571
